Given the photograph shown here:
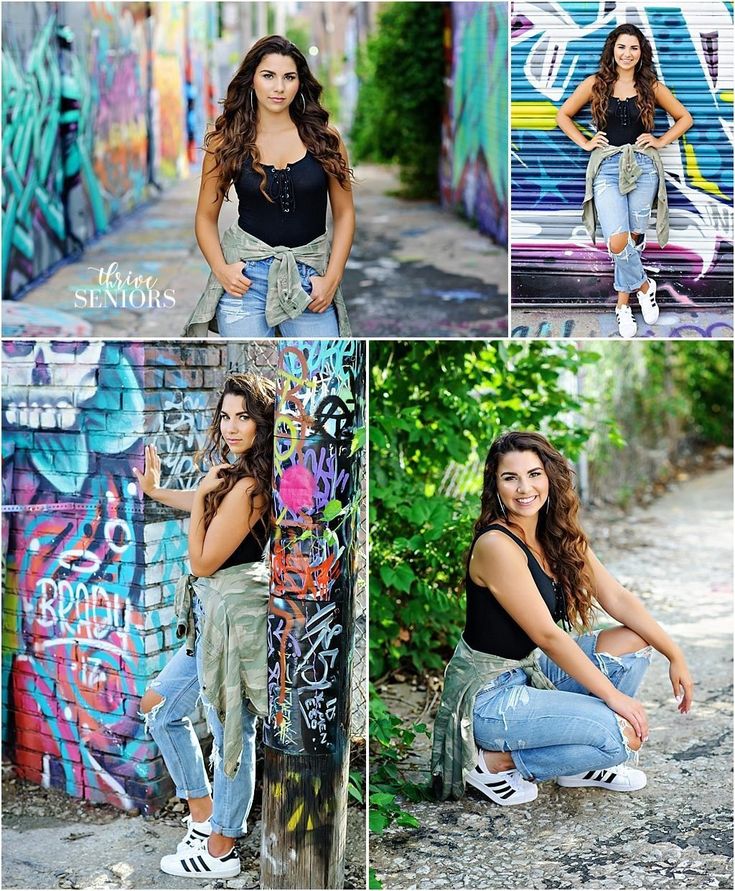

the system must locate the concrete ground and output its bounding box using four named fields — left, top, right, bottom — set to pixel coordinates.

left=511, top=307, right=734, bottom=339
left=3, top=165, right=508, bottom=340
left=370, top=464, right=734, bottom=889
left=2, top=777, right=366, bottom=890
